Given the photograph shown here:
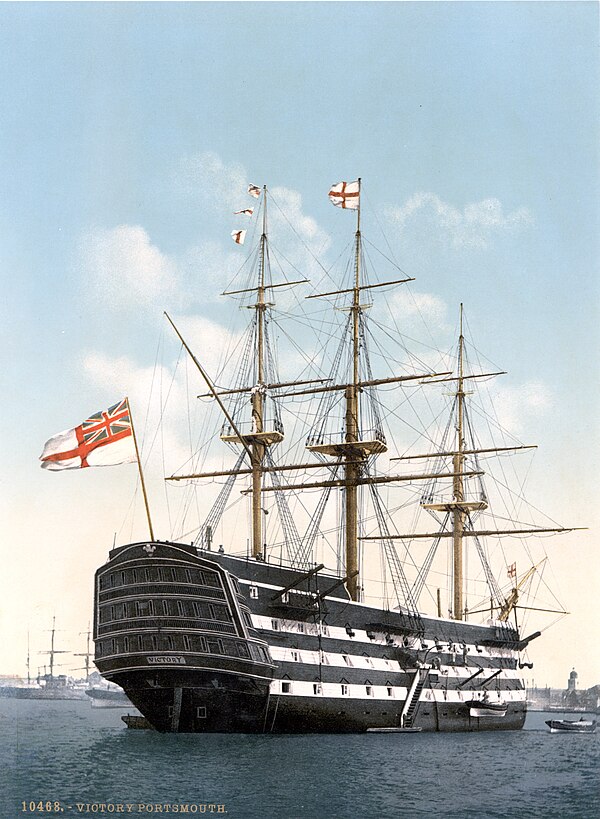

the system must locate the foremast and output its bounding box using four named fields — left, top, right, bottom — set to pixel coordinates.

left=219, top=185, right=285, bottom=558
left=250, top=186, right=269, bottom=559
